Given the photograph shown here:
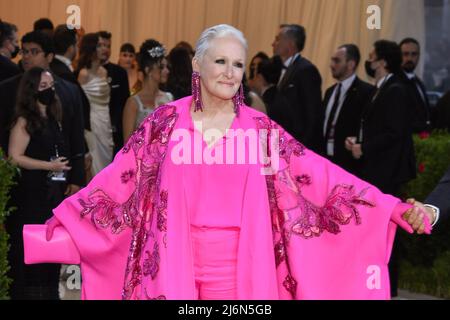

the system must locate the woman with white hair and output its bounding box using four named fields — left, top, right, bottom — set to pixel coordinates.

left=27, top=24, right=433, bottom=300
